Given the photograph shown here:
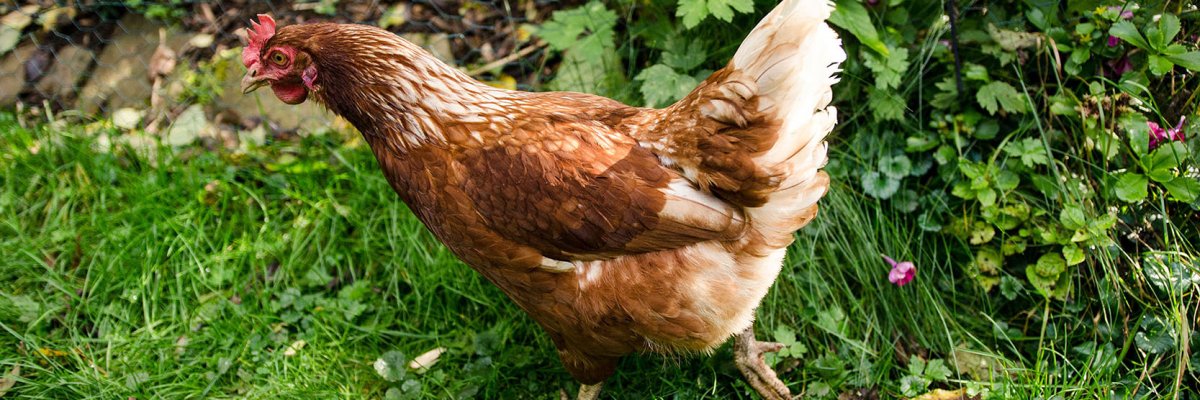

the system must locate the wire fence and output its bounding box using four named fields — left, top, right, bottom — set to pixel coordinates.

left=1, top=0, right=567, bottom=142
